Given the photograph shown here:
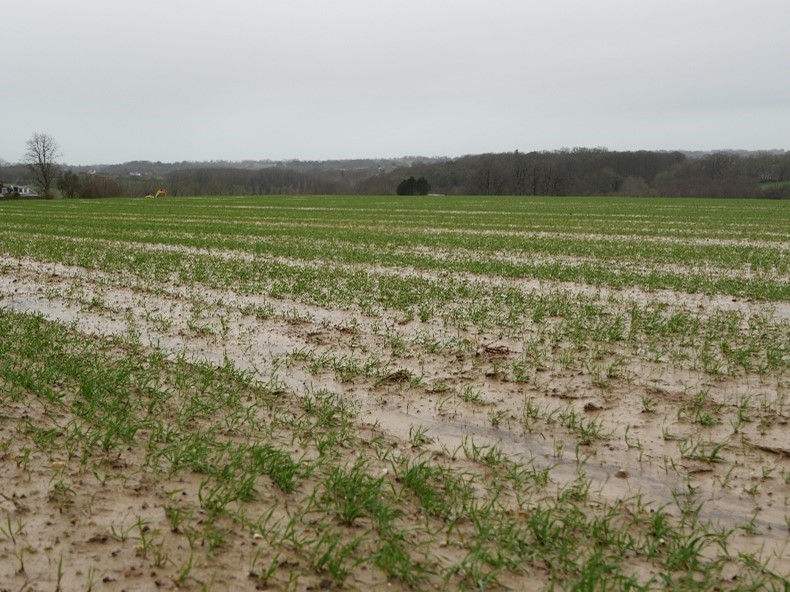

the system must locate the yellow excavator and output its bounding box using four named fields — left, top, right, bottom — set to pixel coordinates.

left=145, top=189, right=168, bottom=199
